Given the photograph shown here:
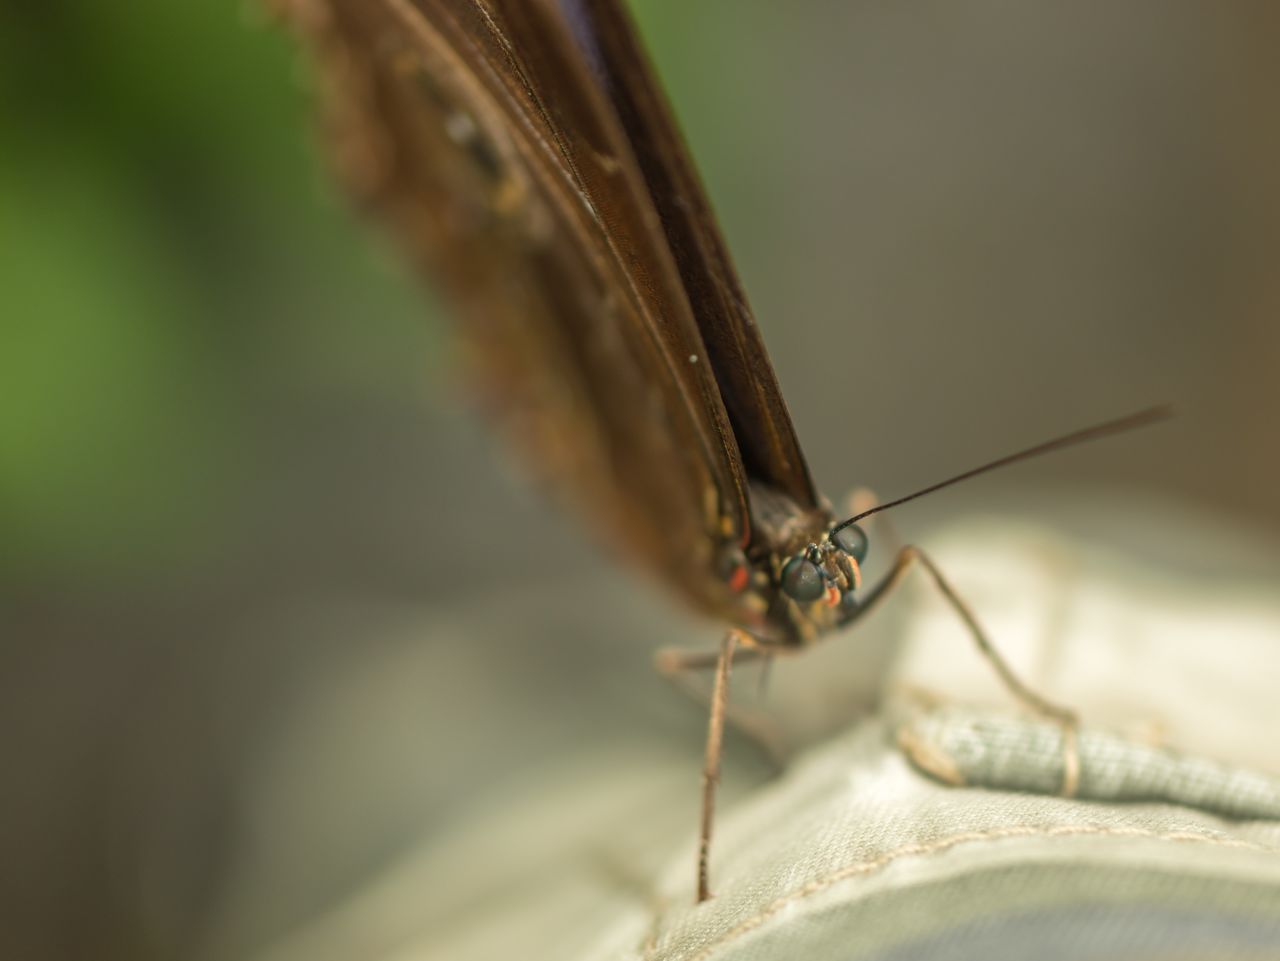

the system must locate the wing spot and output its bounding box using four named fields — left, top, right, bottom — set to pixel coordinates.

left=445, top=110, right=478, bottom=145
